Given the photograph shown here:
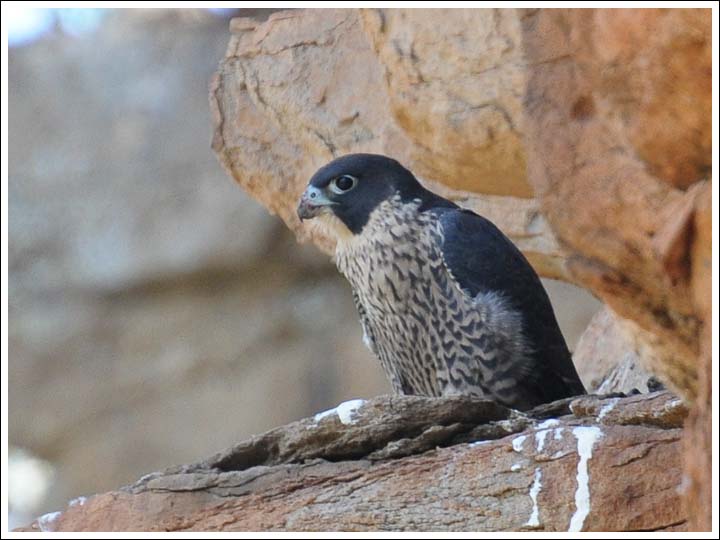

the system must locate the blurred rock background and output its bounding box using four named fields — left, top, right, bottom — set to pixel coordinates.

left=7, top=8, right=600, bottom=526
